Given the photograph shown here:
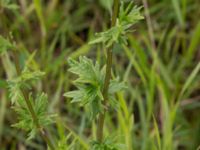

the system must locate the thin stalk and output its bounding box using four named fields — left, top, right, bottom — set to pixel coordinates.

left=13, top=50, right=55, bottom=150
left=96, top=0, right=119, bottom=142
left=142, top=0, right=156, bottom=50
